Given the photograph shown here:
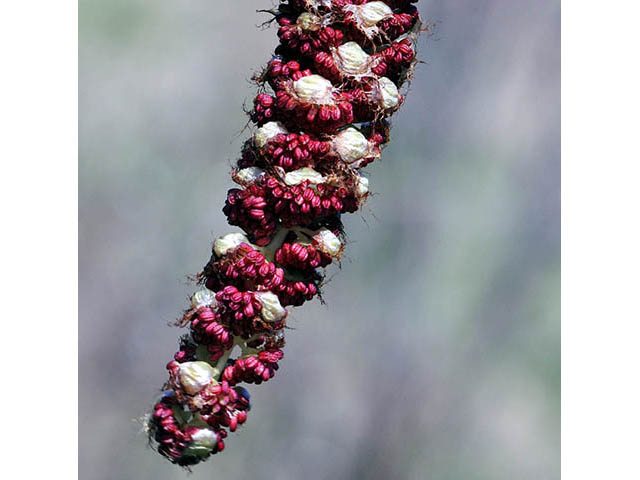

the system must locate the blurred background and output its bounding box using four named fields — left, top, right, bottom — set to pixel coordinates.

left=79, top=1, right=559, bottom=479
